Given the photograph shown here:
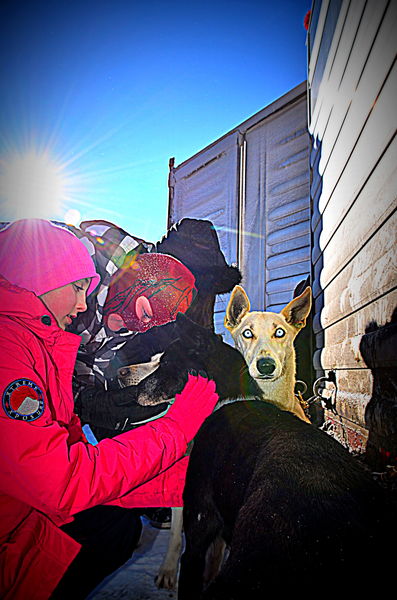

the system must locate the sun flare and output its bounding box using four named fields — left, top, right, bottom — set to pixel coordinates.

left=0, top=150, right=69, bottom=221
left=0, top=119, right=142, bottom=229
